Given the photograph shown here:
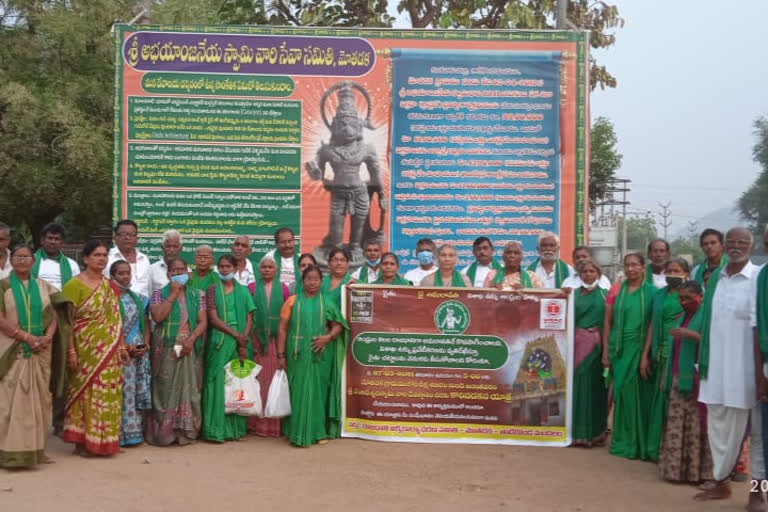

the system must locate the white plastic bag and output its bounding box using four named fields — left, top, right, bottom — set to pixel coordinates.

left=224, top=359, right=263, bottom=417
left=264, top=369, right=291, bottom=418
